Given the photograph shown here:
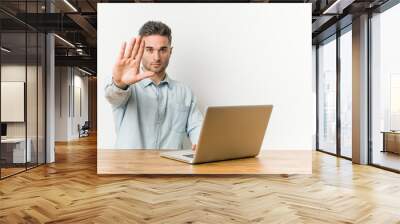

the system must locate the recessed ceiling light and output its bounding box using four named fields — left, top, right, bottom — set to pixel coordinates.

left=1, top=47, right=11, bottom=53
left=63, top=0, right=78, bottom=12
left=54, top=34, right=75, bottom=48
left=323, top=0, right=354, bottom=15
left=77, top=67, right=93, bottom=76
